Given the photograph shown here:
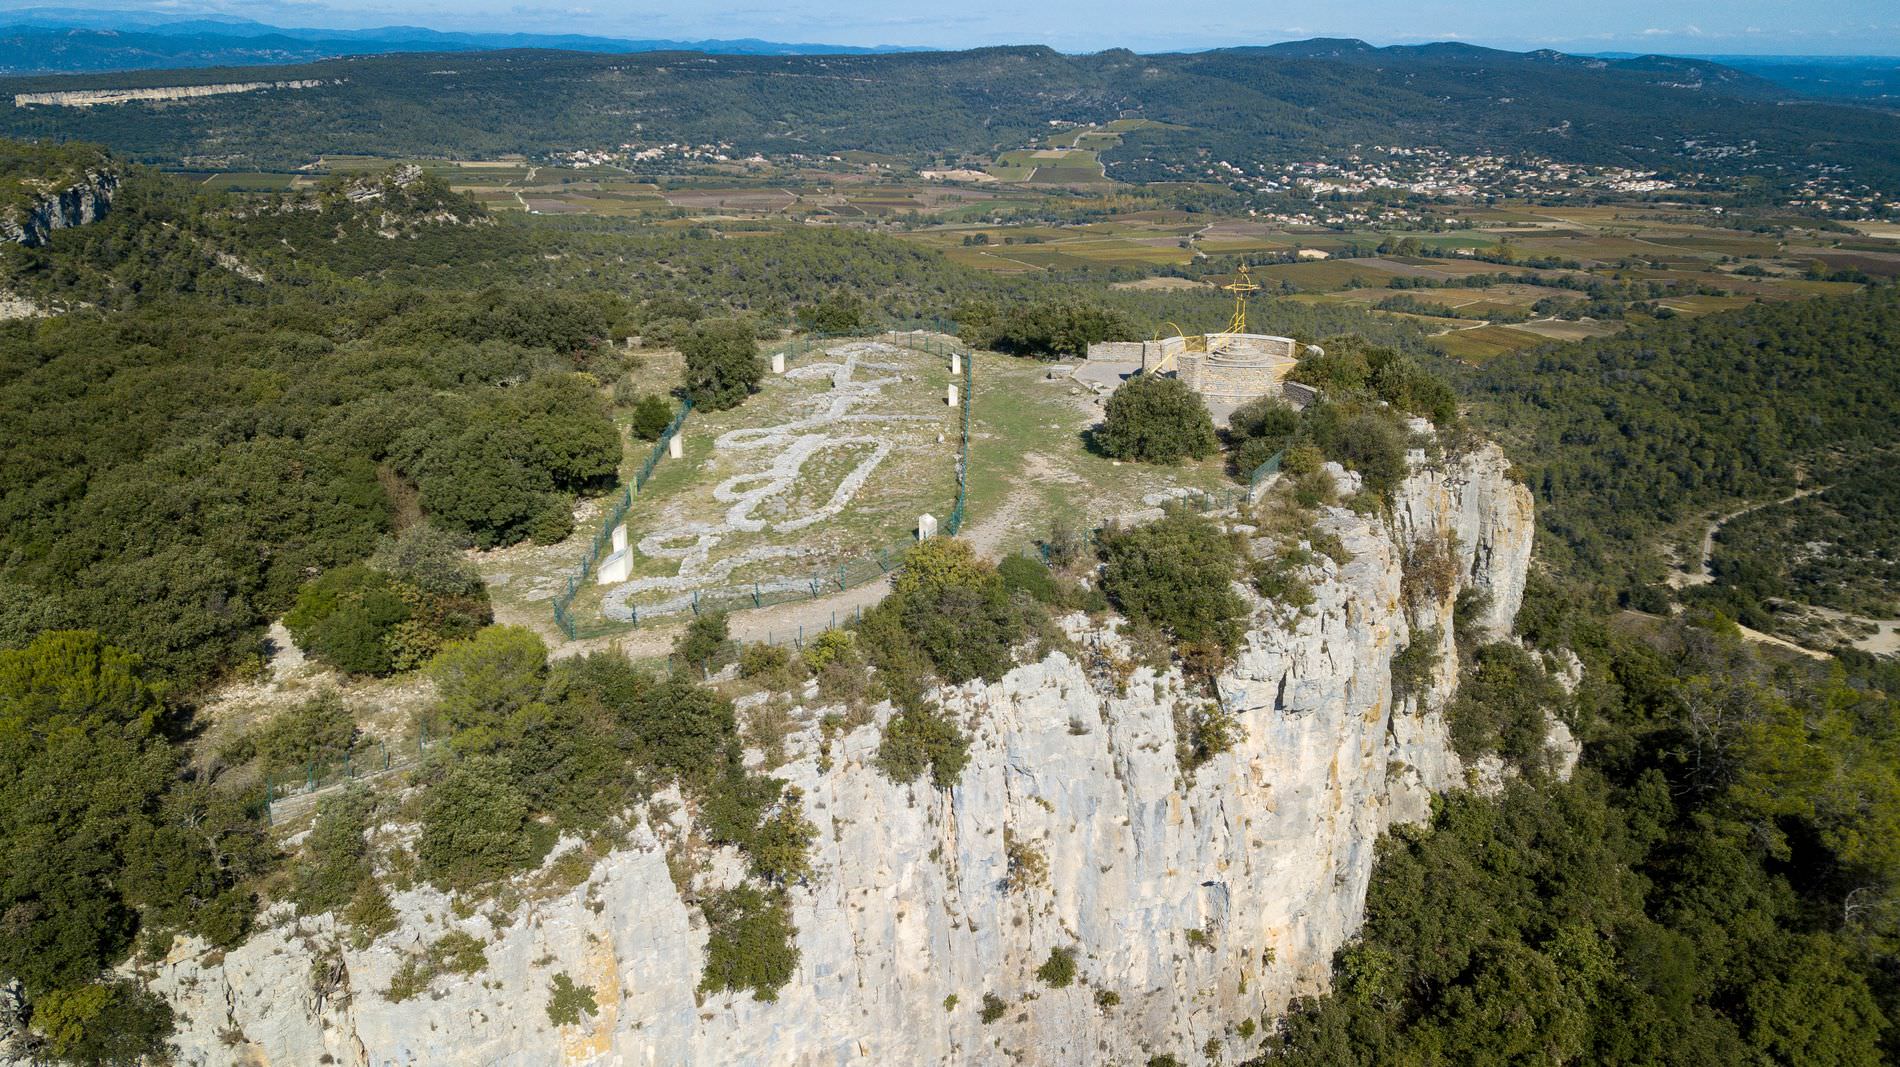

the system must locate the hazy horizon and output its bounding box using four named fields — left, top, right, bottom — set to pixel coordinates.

left=3, top=0, right=1897, bottom=57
